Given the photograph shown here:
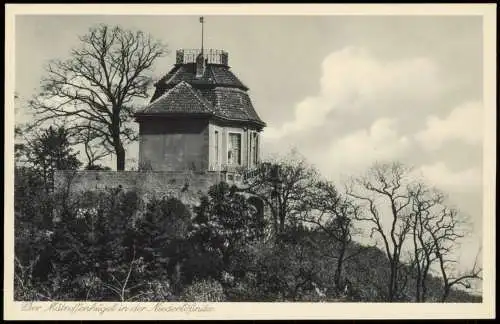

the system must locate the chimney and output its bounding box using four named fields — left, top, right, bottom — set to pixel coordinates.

left=176, top=50, right=184, bottom=65
left=195, top=52, right=205, bottom=78
left=221, top=51, right=228, bottom=66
